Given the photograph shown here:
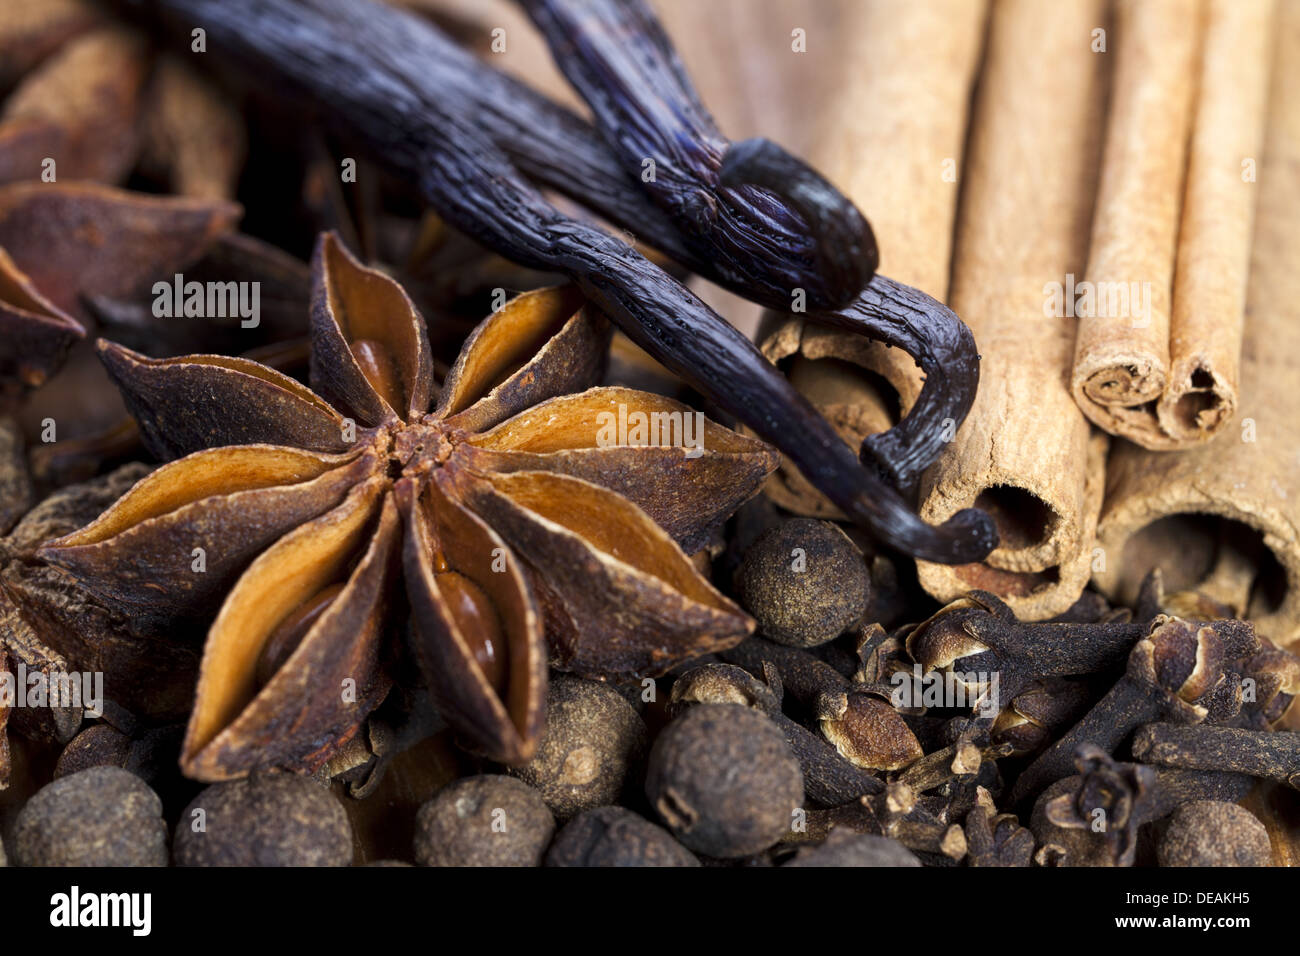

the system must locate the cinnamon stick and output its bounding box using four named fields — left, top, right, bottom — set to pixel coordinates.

left=1094, top=0, right=1300, bottom=645
left=1071, top=0, right=1273, bottom=448
left=916, top=0, right=1110, bottom=619
left=756, top=0, right=988, bottom=514
left=1069, top=0, right=1199, bottom=444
